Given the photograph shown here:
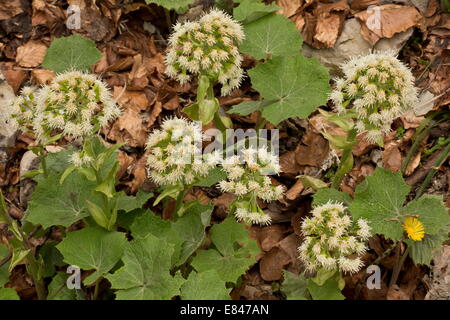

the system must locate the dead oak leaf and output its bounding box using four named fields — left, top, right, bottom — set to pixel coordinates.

left=355, top=4, right=422, bottom=45
left=295, top=130, right=330, bottom=167
left=16, top=41, right=47, bottom=68
left=382, top=142, right=403, bottom=172
left=107, top=87, right=149, bottom=147
left=0, top=0, right=23, bottom=20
